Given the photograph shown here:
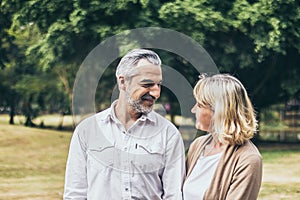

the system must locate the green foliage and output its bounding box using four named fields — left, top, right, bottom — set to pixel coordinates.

left=0, top=0, right=23, bottom=69
left=160, top=0, right=300, bottom=109
left=260, top=104, right=284, bottom=124
left=1, top=0, right=300, bottom=125
left=259, top=104, right=289, bottom=131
